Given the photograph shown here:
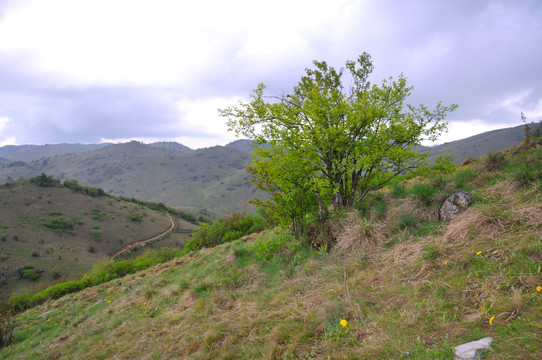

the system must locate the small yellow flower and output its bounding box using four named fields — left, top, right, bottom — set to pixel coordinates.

left=444, top=261, right=448, bottom=266
left=46, top=318, right=50, bottom=322
left=489, top=316, right=495, bottom=325
left=476, top=251, right=482, bottom=255
left=29, top=340, right=33, bottom=345
left=536, top=286, right=541, bottom=292
left=143, top=301, right=147, bottom=306
left=340, top=319, right=348, bottom=327
left=107, top=300, right=112, bottom=304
